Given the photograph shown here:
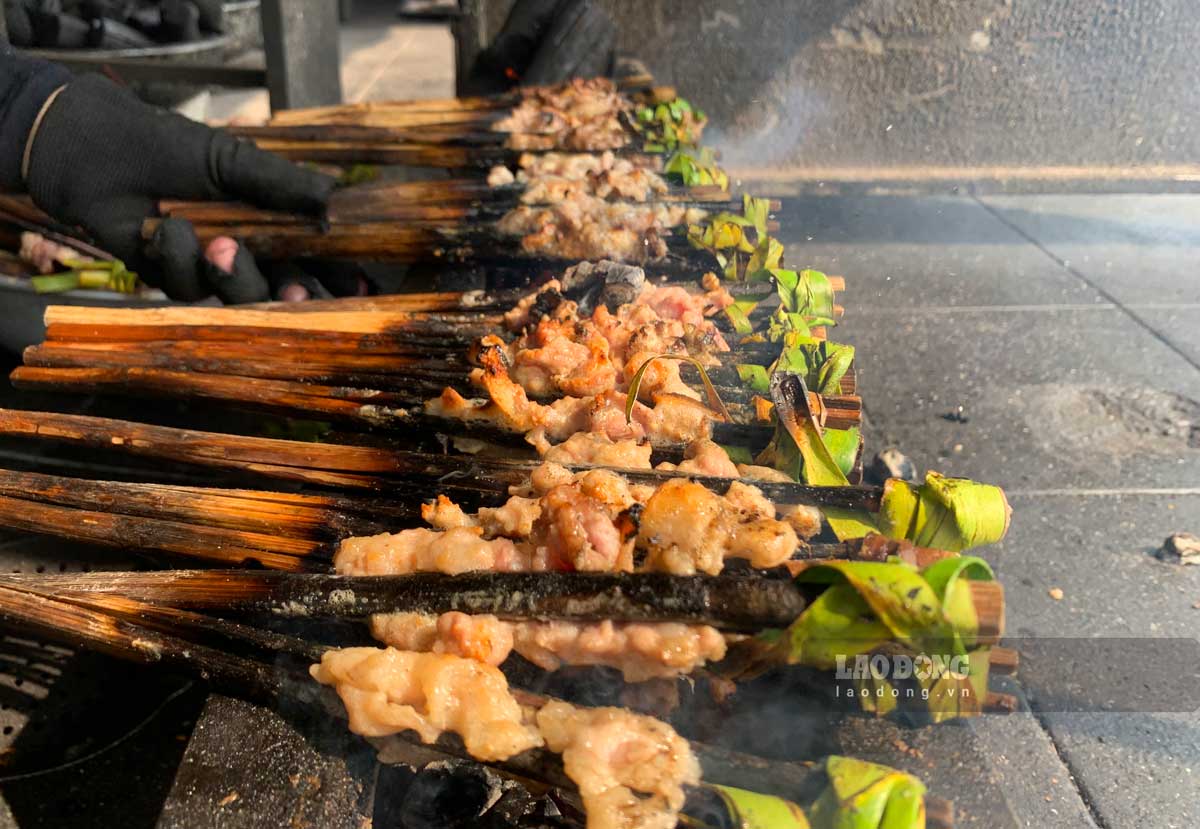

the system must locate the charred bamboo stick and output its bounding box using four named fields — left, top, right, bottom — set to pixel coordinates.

left=21, top=340, right=846, bottom=408
left=0, top=583, right=295, bottom=699
left=0, top=493, right=319, bottom=569
left=245, top=141, right=495, bottom=168
left=235, top=123, right=519, bottom=145
left=0, top=571, right=807, bottom=632
left=9, top=365, right=423, bottom=428
left=10, top=365, right=859, bottom=435
left=0, top=408, right=395, bottom=487
left=42, top=303, right=500, bottom=334
left=26, top=339, right=475, bottom=374
left=0, top=570, right=1005, bottom=642
left=43, top=322, right=484, bottom=352
left=0, top=409, right=883, bottom=510
left=32, top=586, right=329, bottom=663
left=0, top=468, right=396, bottom=539
left=0, top=202, right=114, bottom=262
